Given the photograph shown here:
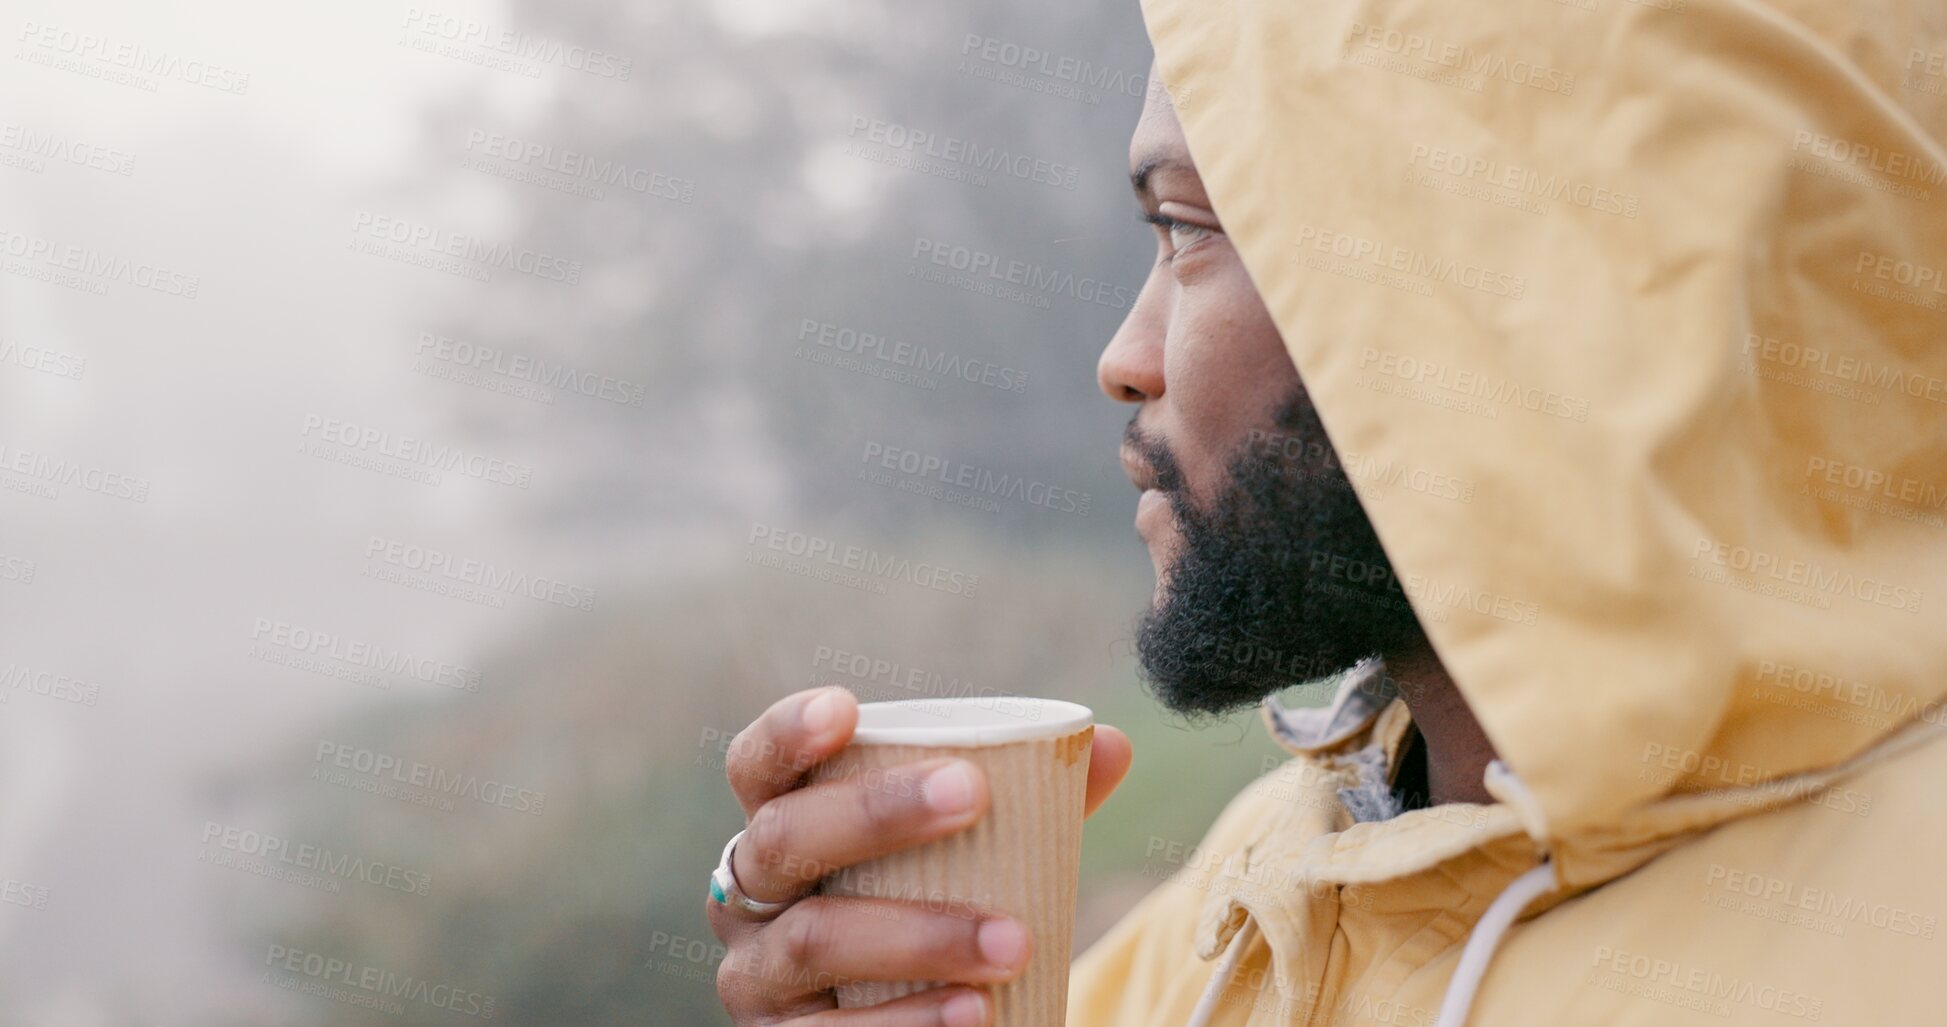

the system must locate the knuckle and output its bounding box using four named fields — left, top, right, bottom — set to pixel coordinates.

left=856, top=768, right=924, bottom=830
left=742, top=802, right=792, bottom=875
left=906, top=909, right=978, bottom=963
left=778, top=902, right=836, bottom=968
left=724, top=724, right=764, bottom=778
left=715, top=947, right=759, bottom=1011
left=731, top=739, right=800, bottom=799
